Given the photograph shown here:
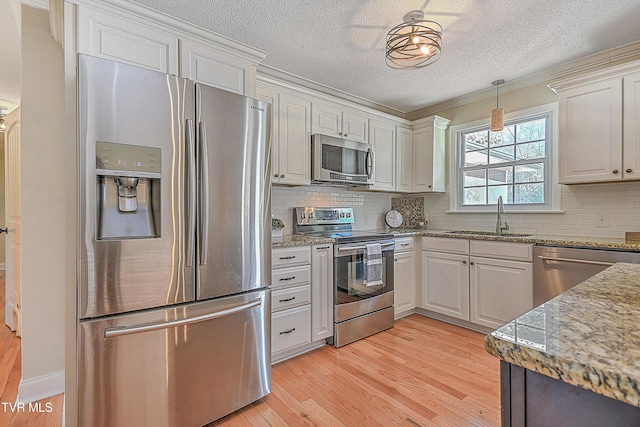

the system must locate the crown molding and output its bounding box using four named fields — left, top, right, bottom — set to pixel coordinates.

left=406, top=40, right=640, bottom=121
left=257, top=64, right=407, bottom=119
